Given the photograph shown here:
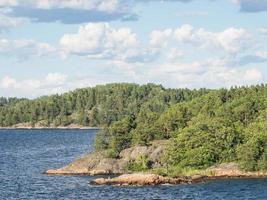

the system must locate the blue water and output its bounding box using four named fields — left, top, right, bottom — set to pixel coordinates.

left=0, top=129, right=267, bottom=200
